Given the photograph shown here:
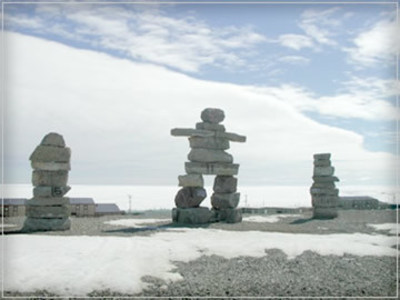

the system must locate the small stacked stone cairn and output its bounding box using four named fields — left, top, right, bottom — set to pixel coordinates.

left=310, top=153, right=339, bottom=219
left=22, top=132, right=72, bottom=232
left=171, top=108, right=246, bottom=224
